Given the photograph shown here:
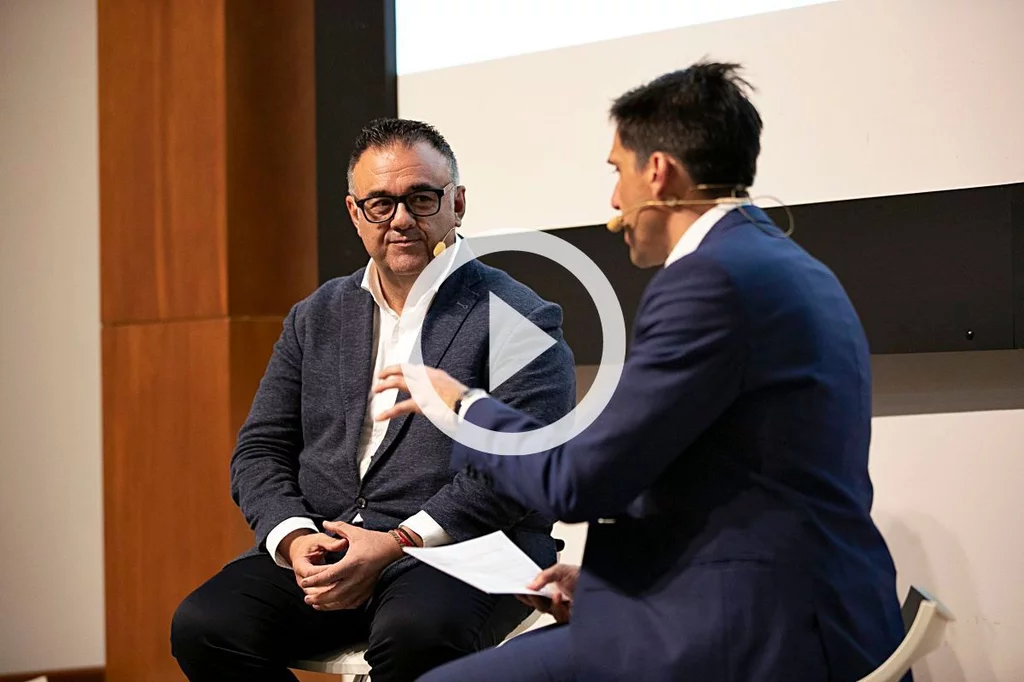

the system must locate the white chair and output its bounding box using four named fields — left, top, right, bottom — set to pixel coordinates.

left=857, top=586, right=955, bottom=682
left=291, top=610, right=543, bottom=681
